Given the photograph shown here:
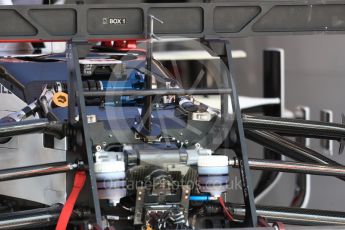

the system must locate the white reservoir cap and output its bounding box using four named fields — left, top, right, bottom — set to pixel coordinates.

left=198, top=155, right=229, bottom=167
